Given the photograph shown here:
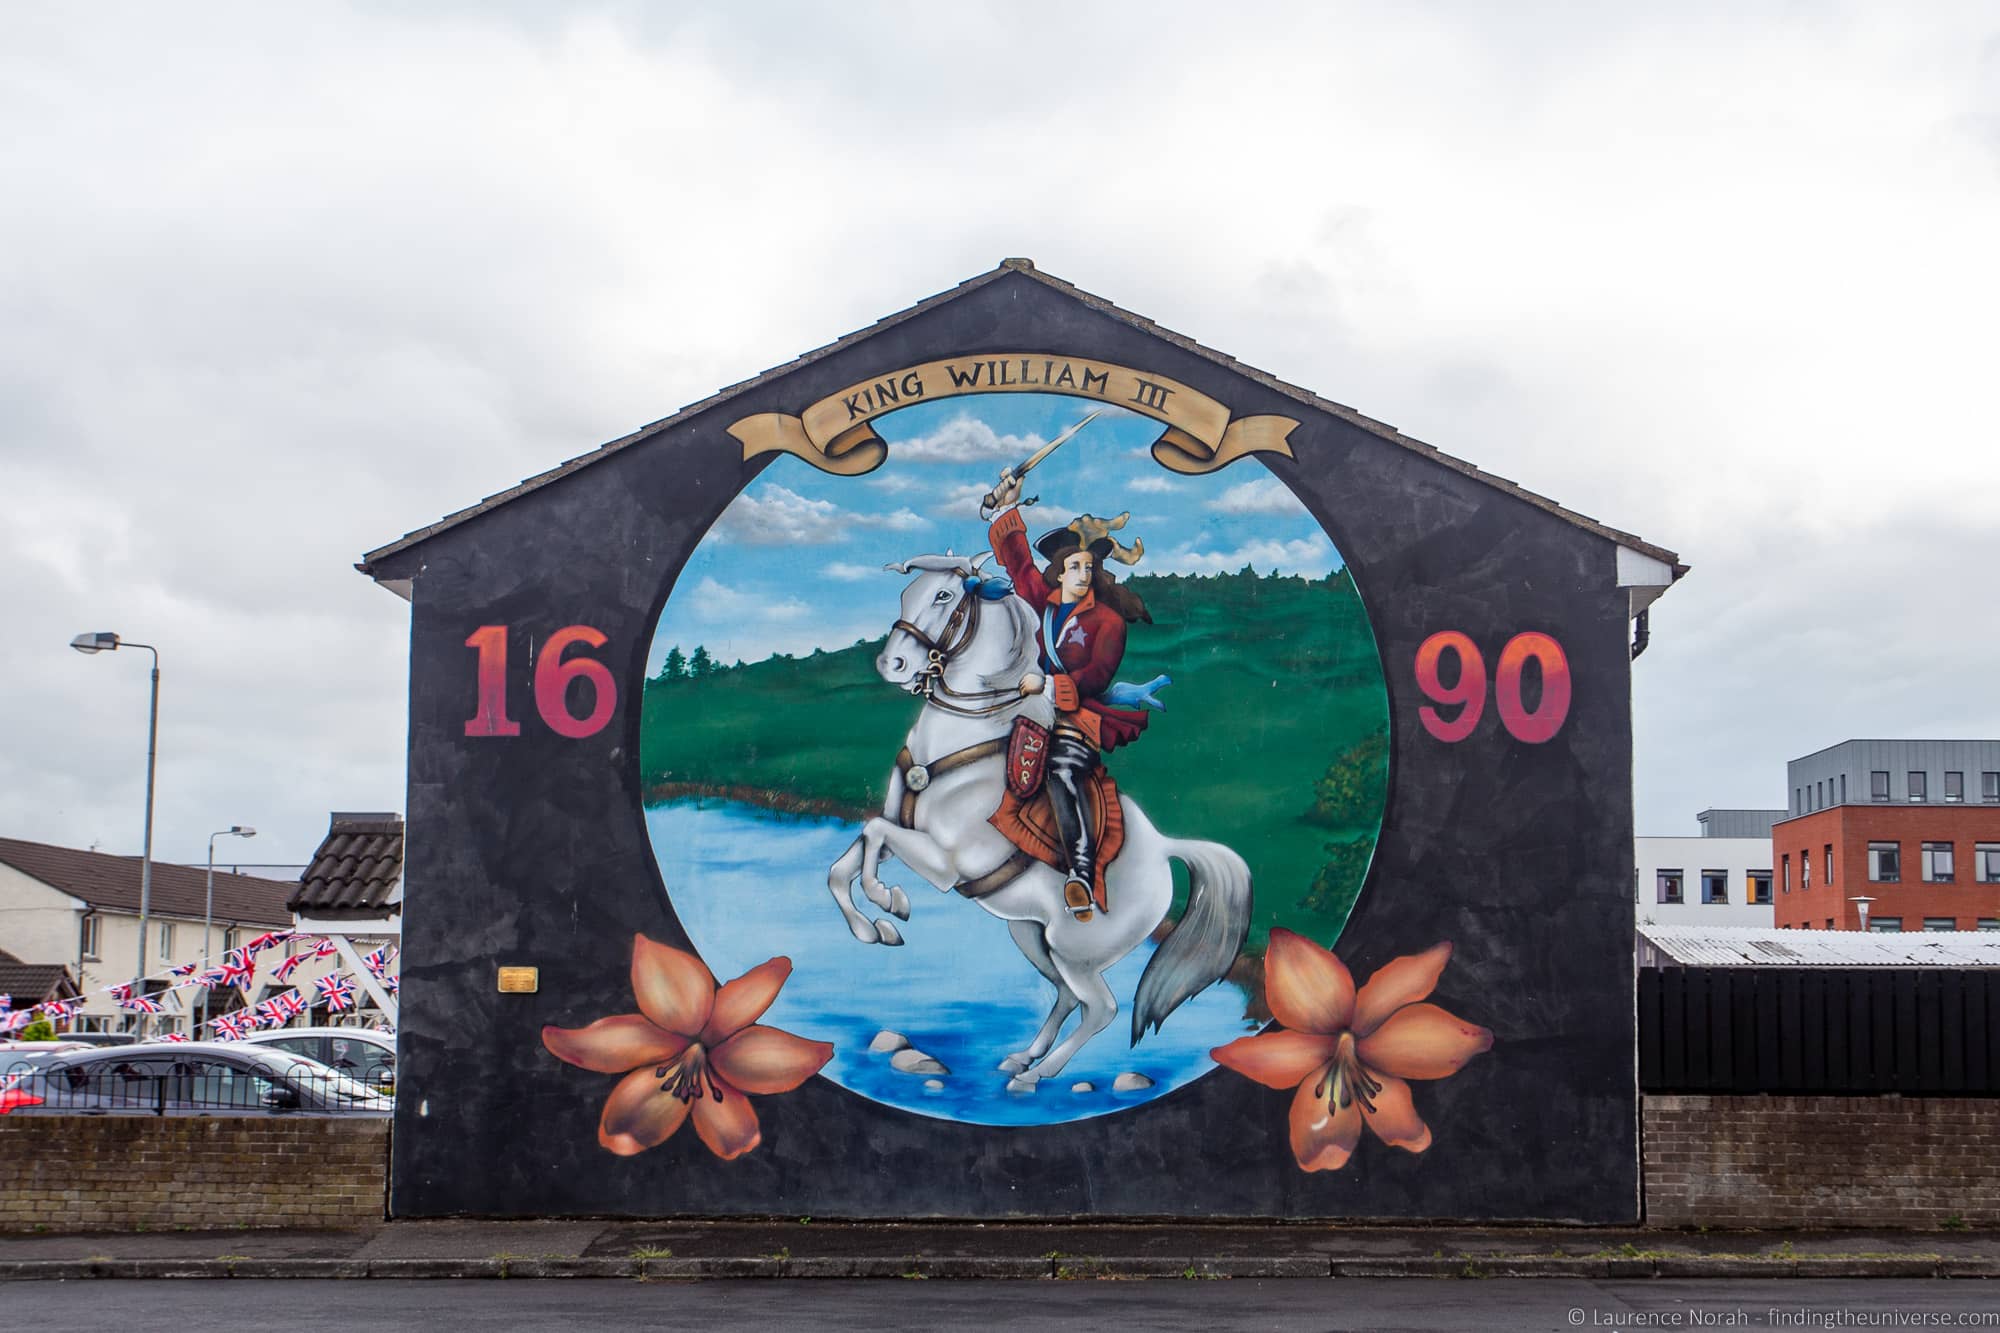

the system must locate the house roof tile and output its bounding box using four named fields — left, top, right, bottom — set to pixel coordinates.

left=0, top=837, right=293, bottom=928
